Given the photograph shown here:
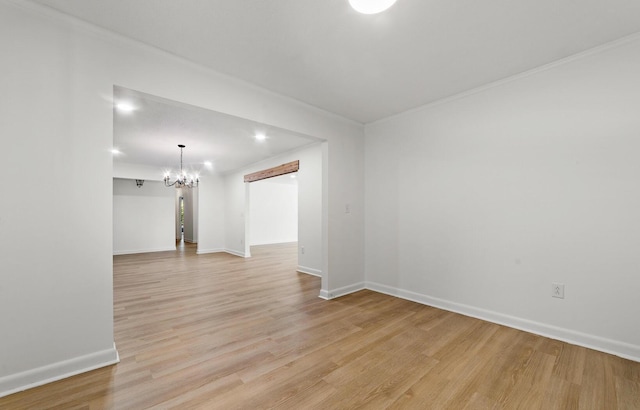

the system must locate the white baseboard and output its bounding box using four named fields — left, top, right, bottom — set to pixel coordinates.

left=297, top=266, right=322, bottom=277
left=318, top=289, right=330, bottom=300
left=224, top=249, right=248, bottom=258
left=195, top=248, right=248, bottom=257
left=113, top=246, right=176, bottom=255
left=325, top=282, right=366, bottom=300
left=366, top=281, right=640, bottom=363
left=251, top=241, right=298, bottom=246
left=0, top=344, right=120, bottom=398
left=196, top=248, right=226, bottom=255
